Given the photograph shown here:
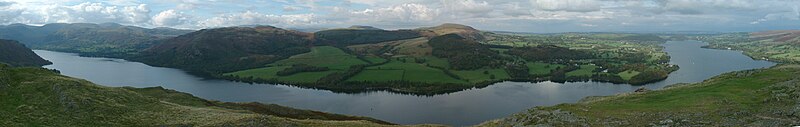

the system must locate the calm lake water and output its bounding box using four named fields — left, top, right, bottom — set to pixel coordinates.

left=36, top=41, right=775, bottom=126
